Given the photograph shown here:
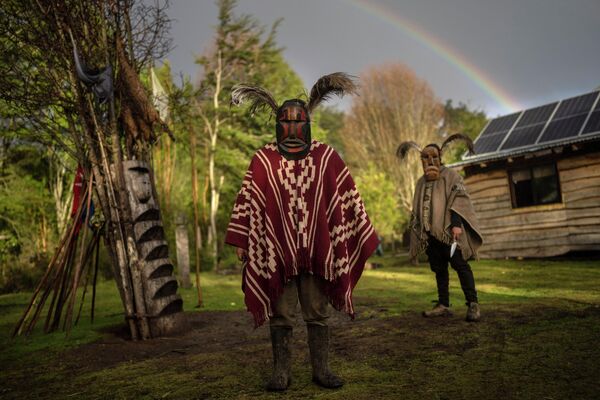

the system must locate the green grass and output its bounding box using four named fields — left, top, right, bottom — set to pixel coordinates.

left=356, top=257, right=600, bottom=313
left=0, top=272, right=247, bottom=362
left=1, top=257, right=599, bottom=399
